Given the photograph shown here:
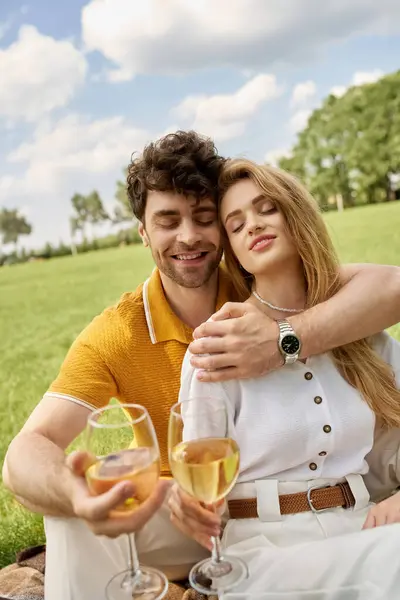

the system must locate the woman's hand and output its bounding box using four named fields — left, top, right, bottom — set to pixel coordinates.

left=363, top=491, right=400, bottom=529
left=168, top=483, right=225, bottom=550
